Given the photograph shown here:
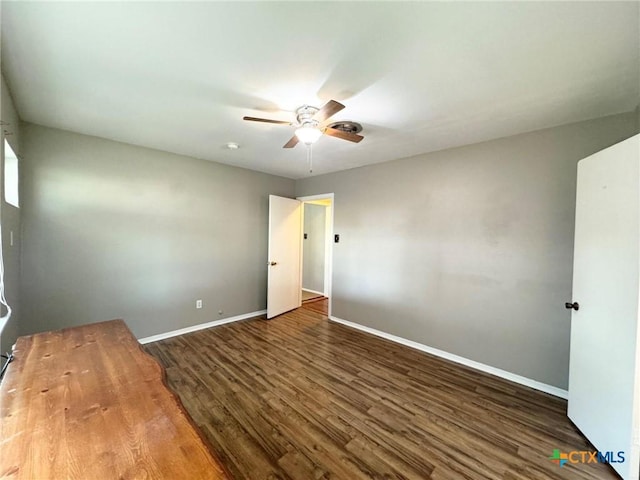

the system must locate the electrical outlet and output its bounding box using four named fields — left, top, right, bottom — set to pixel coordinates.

left=196, top=299, right=203, bottom=309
